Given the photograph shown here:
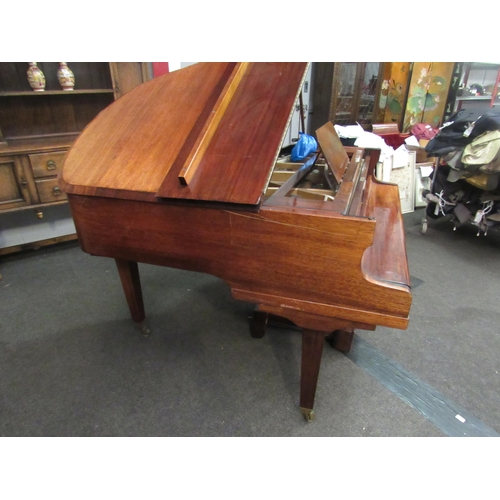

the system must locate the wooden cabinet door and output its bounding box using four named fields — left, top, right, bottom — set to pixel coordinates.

left=109, top=63, right=152, bottom=99
left=0, top=156, right=32, bottom=210
left=310, top=62, right=385, bottom=132
left=330, top=63, right=363, bottom=125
